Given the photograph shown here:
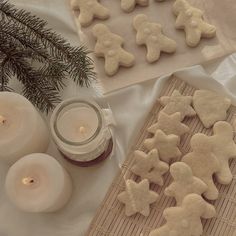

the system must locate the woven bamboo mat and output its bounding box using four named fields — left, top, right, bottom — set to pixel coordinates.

left=86, top=76, right=236, bottom=236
